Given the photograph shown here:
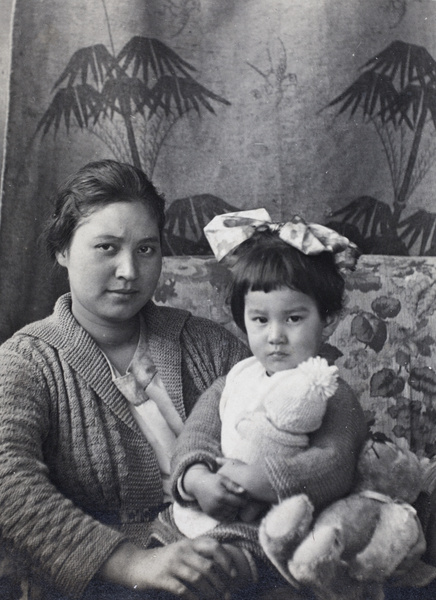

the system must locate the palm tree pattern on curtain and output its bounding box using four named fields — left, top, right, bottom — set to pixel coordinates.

left=326, top=40, right=436, bottom=256
left=37, top=36, right=230, bottom=177
left=36, top=3, right=237, bottom=256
